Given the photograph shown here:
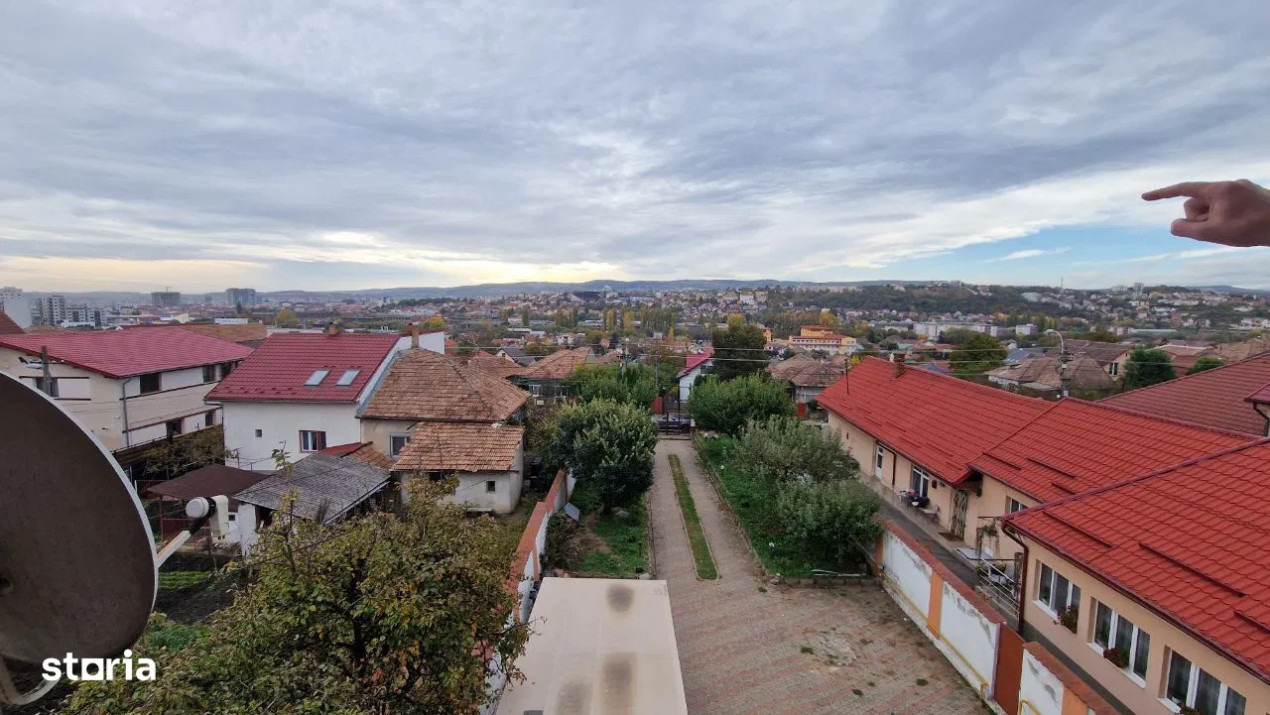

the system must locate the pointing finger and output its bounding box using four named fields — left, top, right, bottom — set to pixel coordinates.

left=1143, top=182, right=1211, bottom=201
